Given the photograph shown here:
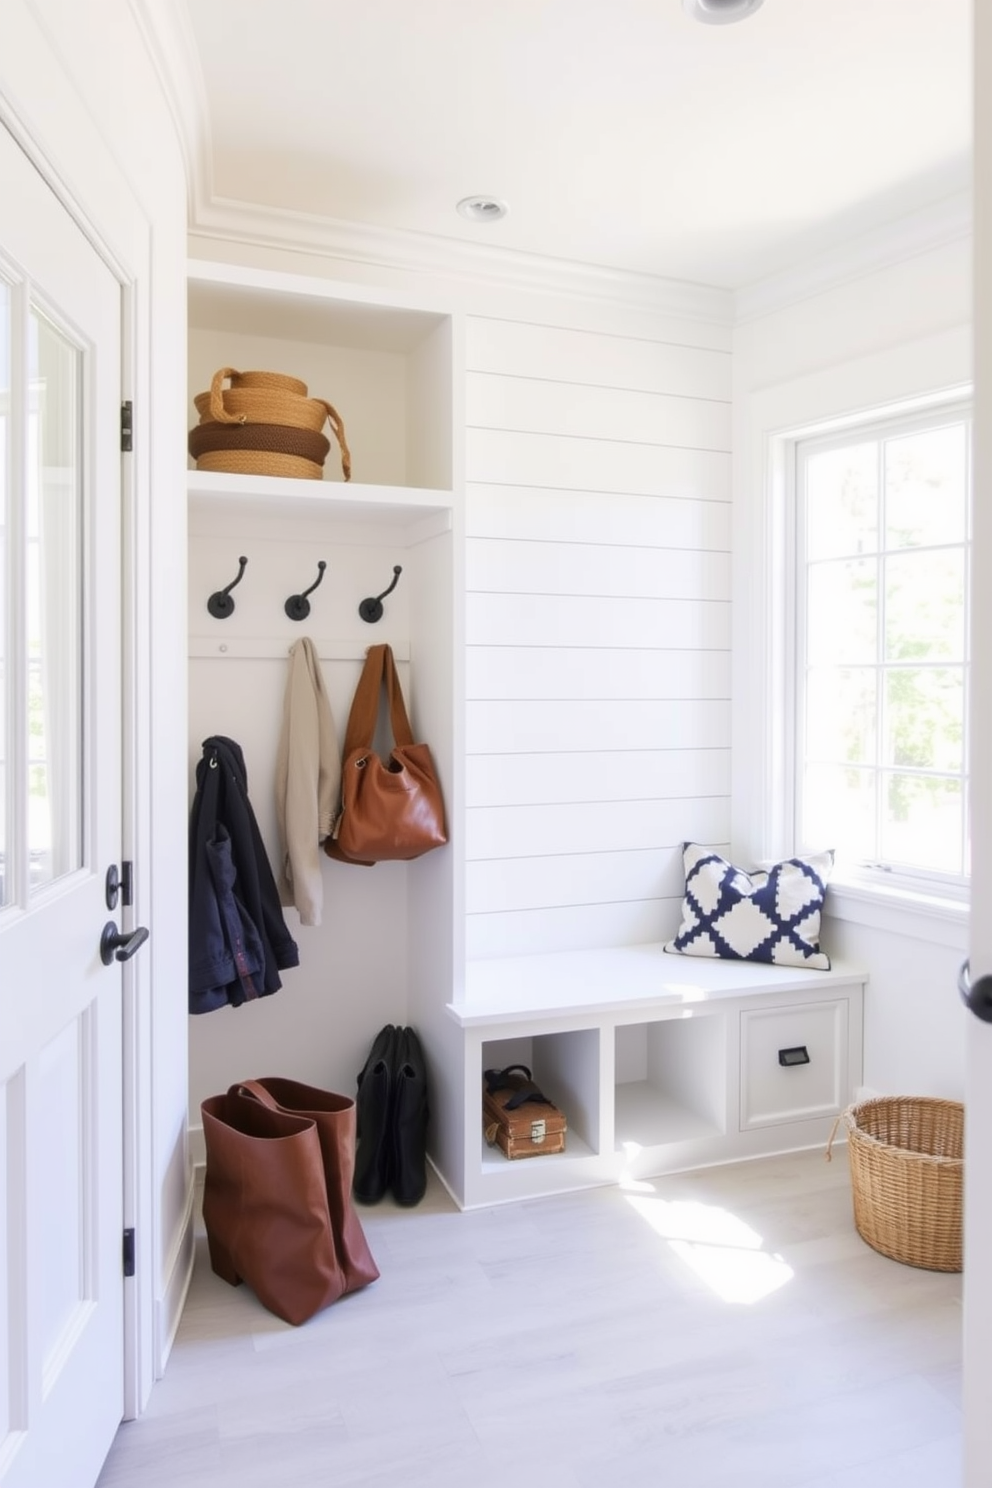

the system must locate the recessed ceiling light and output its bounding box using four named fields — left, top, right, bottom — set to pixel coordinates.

left=456, top=196, right=508, bottom=223
left=682, top=0, right=764, bottom=23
